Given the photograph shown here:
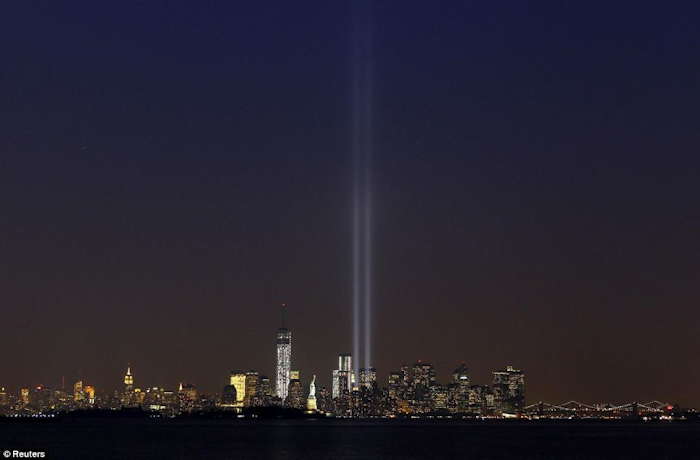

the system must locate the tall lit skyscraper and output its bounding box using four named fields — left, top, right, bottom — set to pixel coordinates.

left=230, top=371, right=247, bottom=406
left=73, top=380, right=84, bottom=401
left=20, top=388, right=30, bottom=405
left=178, top=383, right=198, bottom=412
left=276, top=304, right=292, bottom=400
left=332, top=353, right=353, bottom=398
left=339, top=354, right=352, bottom=373
left=286, top=370, right=304, bottom=409
left=244, top=371, right=259, bottom=407
left=254, top=376, right=272, bottom=406
left=451, top=363, right=470, bottom=412
left=122, top=365, right=135, bottom=407
left=124, top=365, right=134, bottom=390
left=412, top=361, right=437, bottom=389
left=84, top=385, right=96, bottom=404
left=492, top=365, right=525, bottom=414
